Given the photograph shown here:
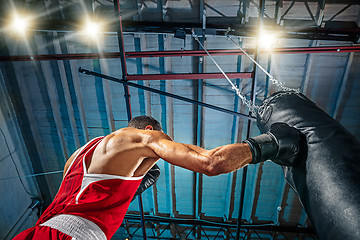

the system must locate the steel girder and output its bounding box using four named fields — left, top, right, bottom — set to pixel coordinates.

left=1, top=46, right=360, bottom=62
